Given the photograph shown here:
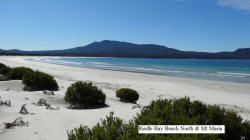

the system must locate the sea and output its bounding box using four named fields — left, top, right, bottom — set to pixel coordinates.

left=25, top=57, right=250, bottom=83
